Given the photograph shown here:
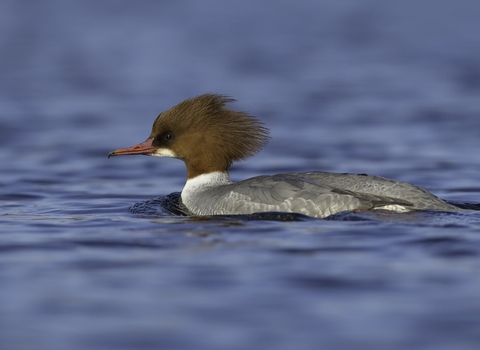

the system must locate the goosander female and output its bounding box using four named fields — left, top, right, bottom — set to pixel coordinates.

left=108, top=93, right=460, bottom=218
